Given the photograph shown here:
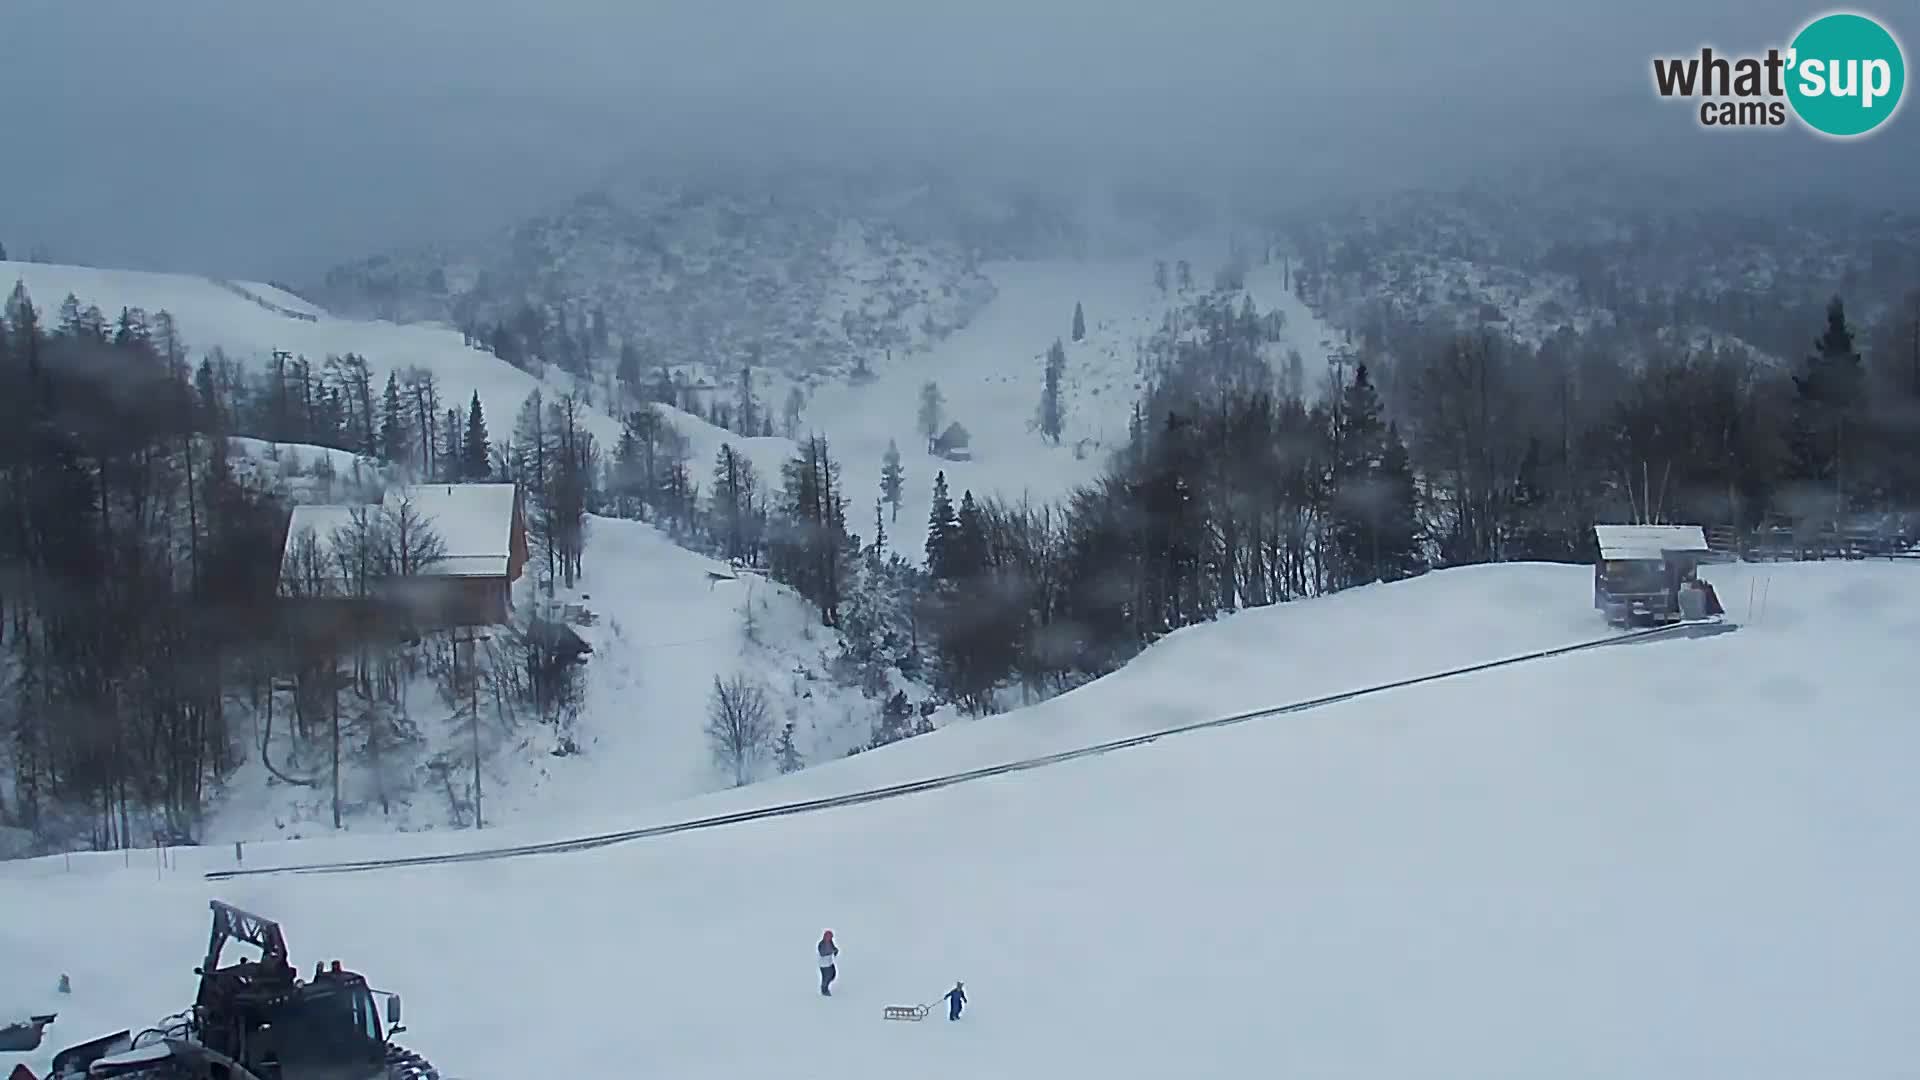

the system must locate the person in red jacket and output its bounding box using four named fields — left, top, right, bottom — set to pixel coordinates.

left=817, top=930, right=838, bottom=996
